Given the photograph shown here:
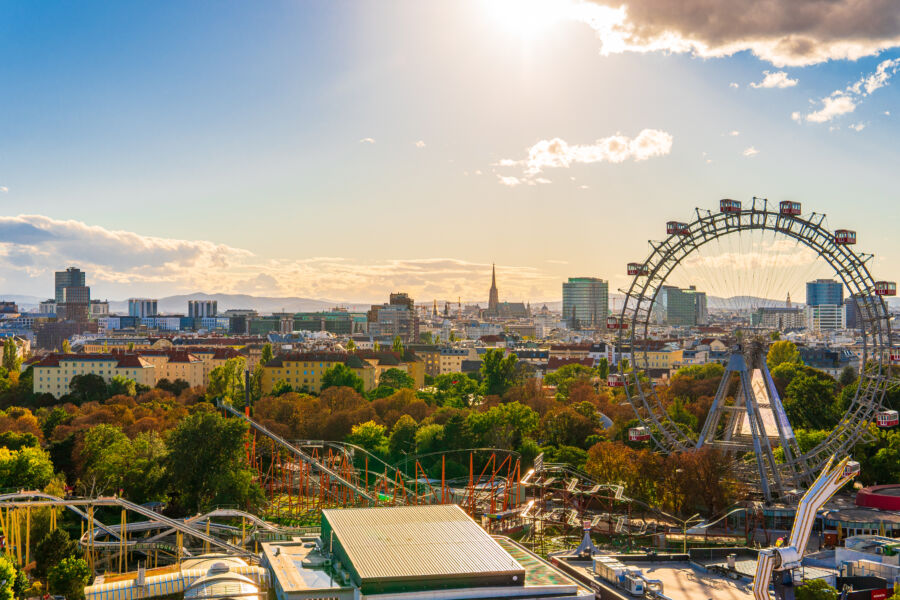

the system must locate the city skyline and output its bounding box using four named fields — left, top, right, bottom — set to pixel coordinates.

left=1, top=1, right=898, bottom=302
